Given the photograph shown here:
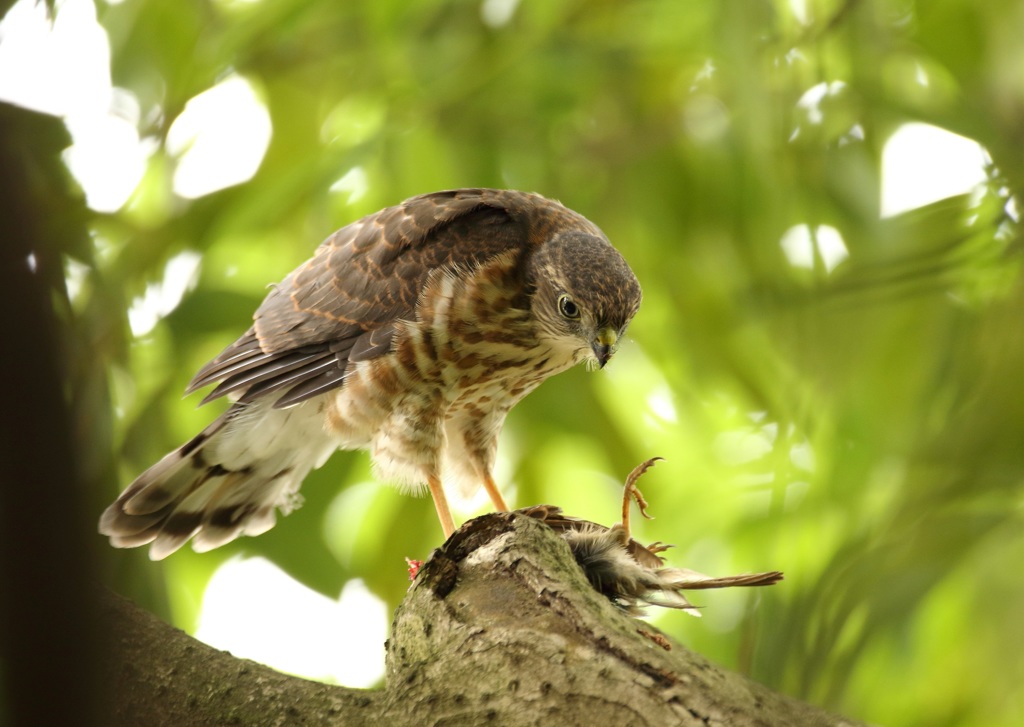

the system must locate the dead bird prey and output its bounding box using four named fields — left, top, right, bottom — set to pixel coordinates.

left=521, top=458, right=783, bottom=616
